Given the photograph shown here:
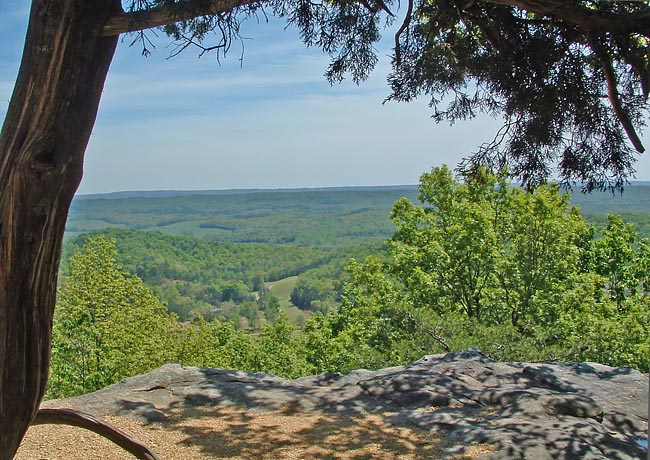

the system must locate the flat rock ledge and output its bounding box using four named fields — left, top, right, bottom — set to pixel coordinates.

left=46, top=349, right=648, bottom=460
